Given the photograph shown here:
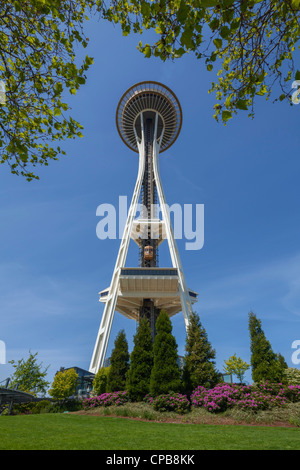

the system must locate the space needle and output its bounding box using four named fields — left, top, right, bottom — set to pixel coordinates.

left=89, top=81, right=197, bottom=374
